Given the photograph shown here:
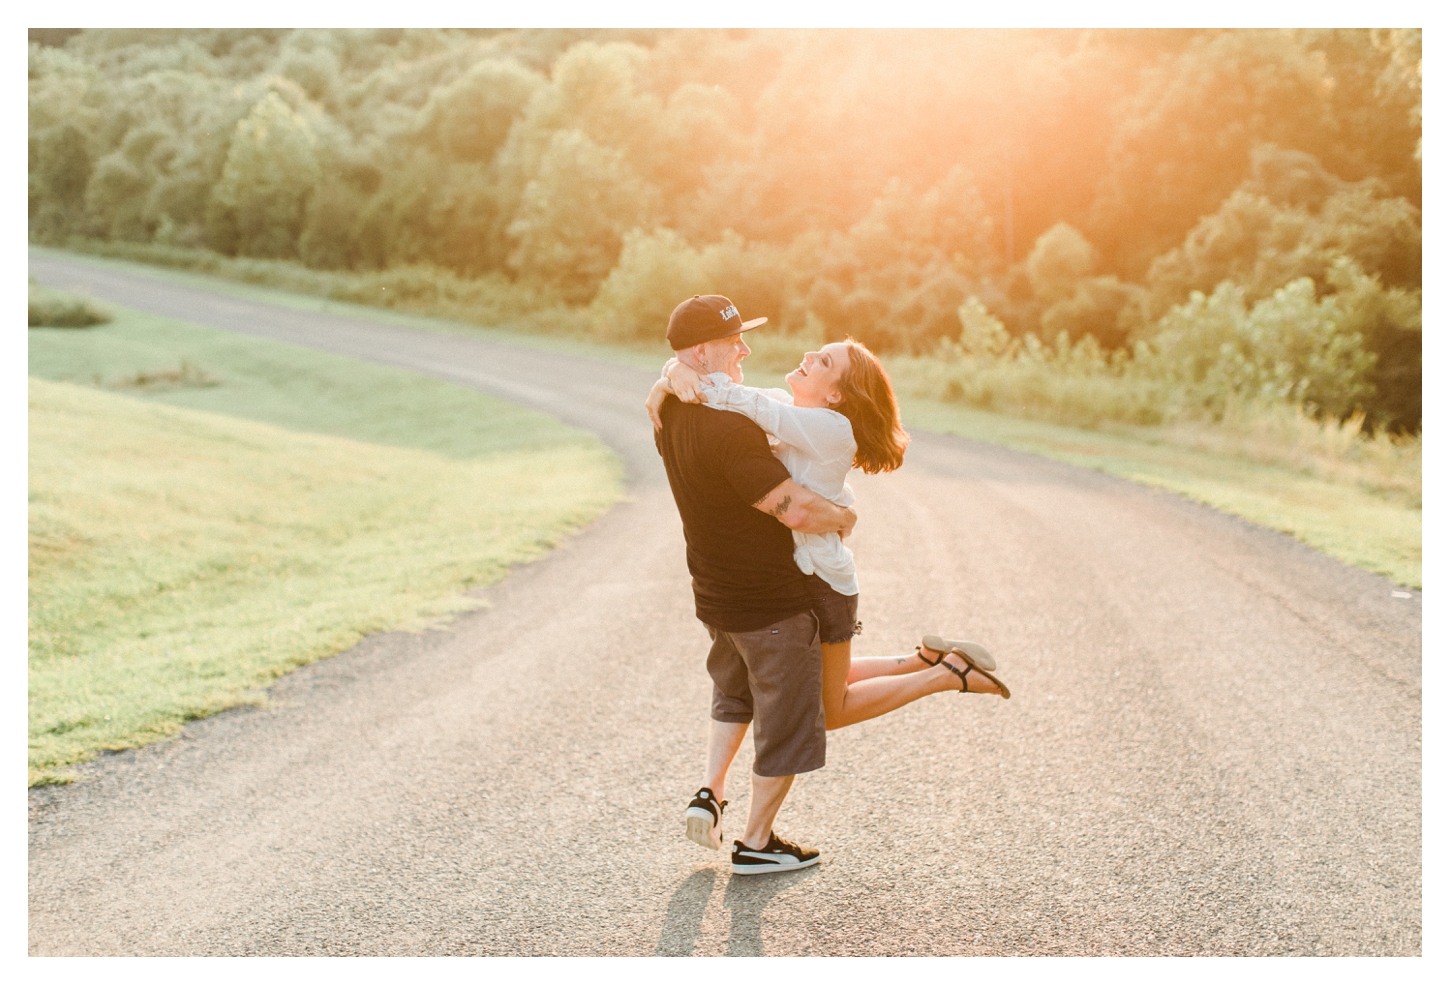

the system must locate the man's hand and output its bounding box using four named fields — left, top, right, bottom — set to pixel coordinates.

left=645, top=377, right=672, bottom=432
left=753, top=479, right=856, bottom=536
left=664, top=357, right=705, bottom=403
